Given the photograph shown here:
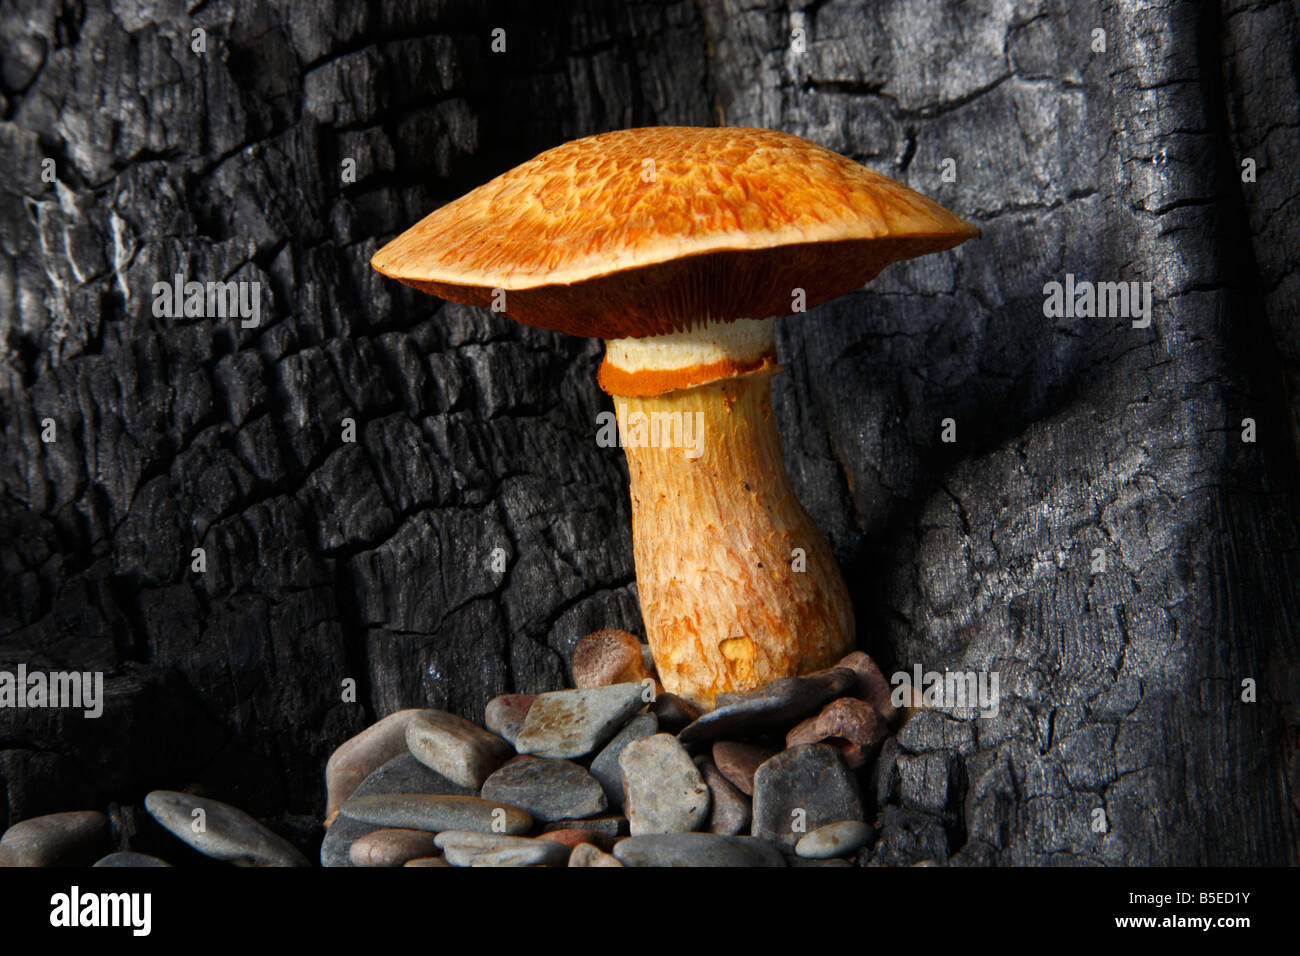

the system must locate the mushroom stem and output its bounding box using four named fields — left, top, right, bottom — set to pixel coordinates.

left=610, top=368, right=855, bottom=710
